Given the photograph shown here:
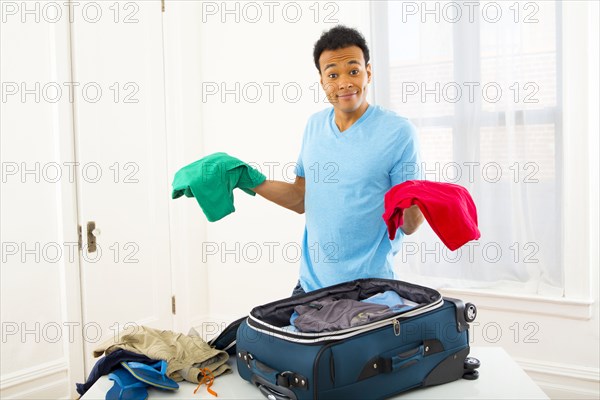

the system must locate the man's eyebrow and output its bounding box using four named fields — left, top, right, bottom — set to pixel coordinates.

left=324, top=59, right=362, bottom=71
